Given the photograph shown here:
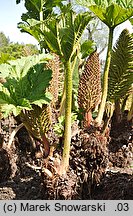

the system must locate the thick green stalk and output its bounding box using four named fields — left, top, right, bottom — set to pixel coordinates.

left=59, top=80, right=66, bottom=116
left=59, top=56, right=77, bottom=116
left=40, top=0, right=44, bottom=52
left=96, top=27, right=114, bottom=125
left=61, top=60, right=72, bottom=175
